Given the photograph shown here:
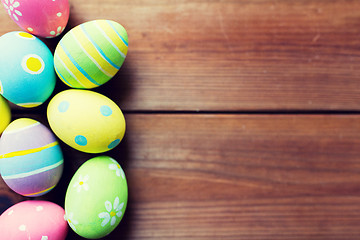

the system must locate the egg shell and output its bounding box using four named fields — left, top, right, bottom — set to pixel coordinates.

left=0, top=31, right=56, bottom=108
left=0, top=95, right=11, bottom=134
left=54, top=19, right=128, bottom=89
left=1, top=0, right=69, bottom=38
left=65, top=156, right=127, bottom=239
left=0, top=200, right=68, bottom=239
left=47, top=89, right=126, bottom=153
left=0, top=118, right=63, bottom=197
